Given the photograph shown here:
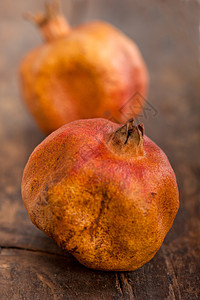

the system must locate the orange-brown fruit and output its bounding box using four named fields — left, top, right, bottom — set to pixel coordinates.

left=19, top=0, right=148, bottom=135
left=21, top=118, right=179, bottom=271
